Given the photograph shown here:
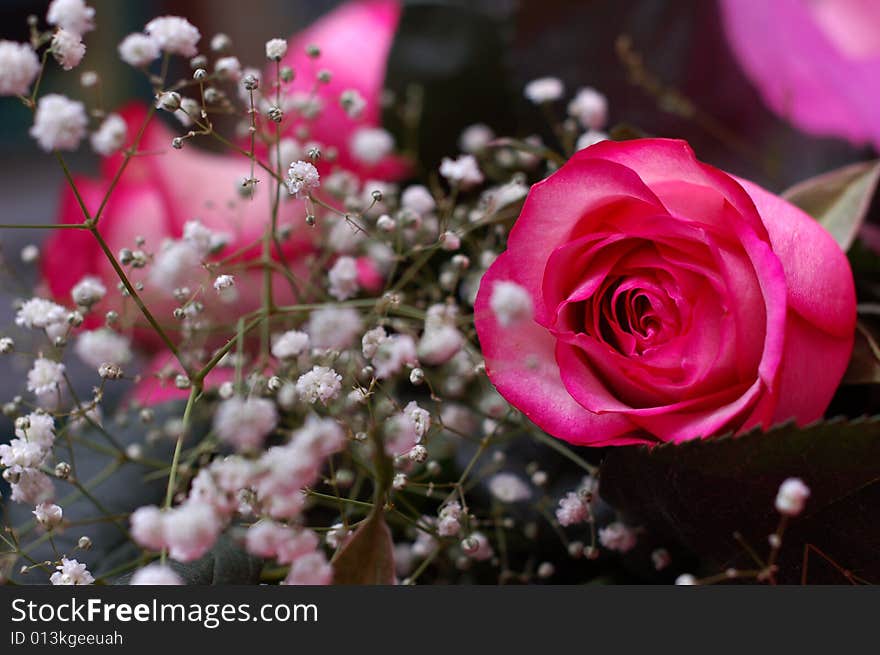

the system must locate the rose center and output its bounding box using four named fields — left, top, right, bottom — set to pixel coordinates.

left=596, top=279, right=676, bottom=356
